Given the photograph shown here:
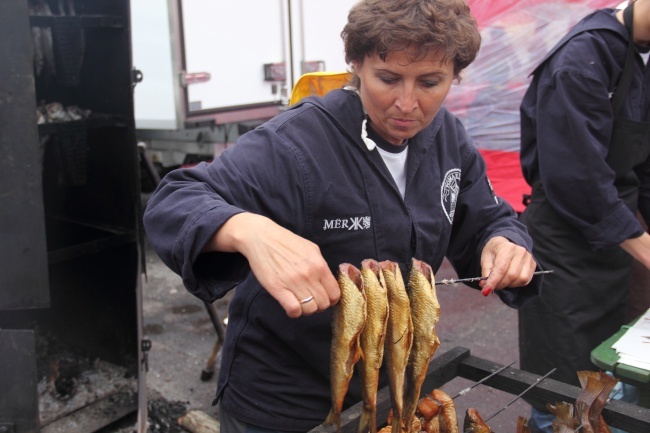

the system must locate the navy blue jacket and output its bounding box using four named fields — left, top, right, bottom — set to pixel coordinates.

left=144, top=88, right=539, bottom=430
left=520, top=9, right=650, bottom=250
